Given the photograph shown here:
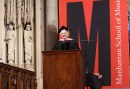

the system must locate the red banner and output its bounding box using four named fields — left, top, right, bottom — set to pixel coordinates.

left=59, top=0, right=129, bottom=88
